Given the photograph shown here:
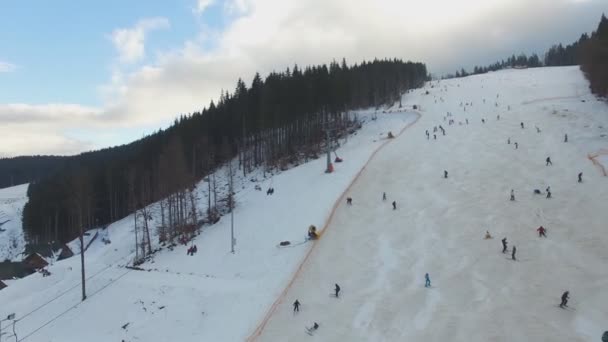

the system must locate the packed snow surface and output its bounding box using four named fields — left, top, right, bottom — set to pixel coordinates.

left=256, top=66, right=608, bottom=342
left=1, top=66, right=607, bottom=342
